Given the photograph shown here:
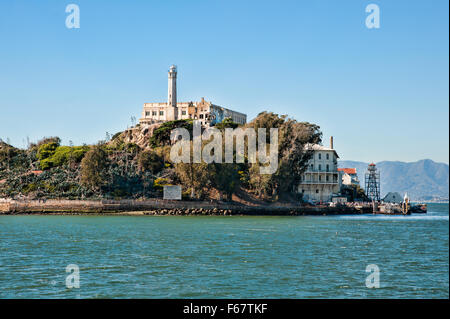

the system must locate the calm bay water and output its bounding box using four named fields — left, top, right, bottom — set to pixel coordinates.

left=0, top=203, right=448, bottom=298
